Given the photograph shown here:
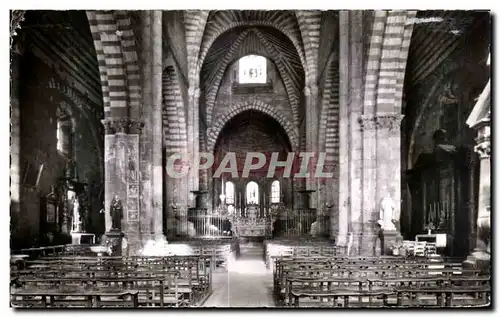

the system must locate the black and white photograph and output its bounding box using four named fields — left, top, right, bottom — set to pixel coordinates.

left=7, top=4, right=492, bottom=309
